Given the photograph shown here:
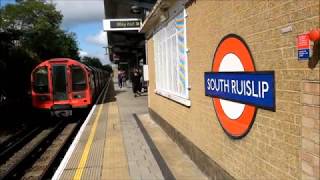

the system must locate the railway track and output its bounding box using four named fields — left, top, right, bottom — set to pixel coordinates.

left=0, top=119, right=81, bottom=180
left=0, top=127, right=41, bottom=165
